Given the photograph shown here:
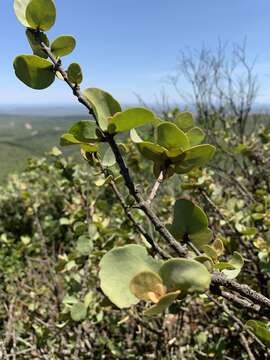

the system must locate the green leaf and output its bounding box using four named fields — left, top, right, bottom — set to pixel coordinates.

left=175, top=112, right=194, bottom=131
left=175, top=144, right=216, bottom=173
left=67, top=63, right=83, bottom=84
left=170, top=199, right=208, bottom=239
left=144, top=290, right=181, bottom=316
left=159, top=258, right=211, bottom=293
left=68, top=120, right=98, bottom=142
left=98, top=143, right=116, bottom=167
left=202, top=245, right=218, bottom=260
left=60, top=133, right=84, bottom=146
left=51, top=35, right=76, bottom=58
left=26, top=0, right=56, bottom=31
left=189, top=228, right=213, bottom=249
left=76, top=236, right=92, bottom=256
left=246, top=320, right=270, bottom=345
left=194, top=255, right=214, bottom=271
left=212, top=238, right=224, bottom=257
left=70, top=302, right=87, bottom=322
left=99, top=244, right=162, bottom=308
left=213, top=262, right=235, bottom=270
left=129, top=271, right=165, bottom=301
left=130, top=128, right=143, bottom=143
left=137, top=142, right=167, bottom=162
left=107, top=108, right=156, bottom=134
left=14, top=0, right=31, bottom=27
left=95, top=175, right=113, bottom=187
left=156, top=122, right=190, bottom=151
left=26, top=29, right=49, bottom=59
left=13, top=55, right=55, bottom=89
left=83, top=88, right=121, bottom=131
left=84, top=292, right=93, bottom=308
left=186, top=127, right=205, bottom=146
left=222, top=252, right=244, bottom=279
